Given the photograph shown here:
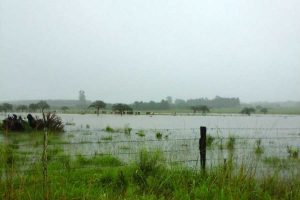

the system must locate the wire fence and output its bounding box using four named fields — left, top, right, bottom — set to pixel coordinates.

left=1, top=126, right=300, bottom=173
